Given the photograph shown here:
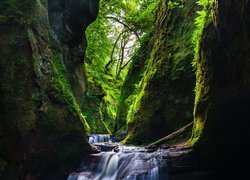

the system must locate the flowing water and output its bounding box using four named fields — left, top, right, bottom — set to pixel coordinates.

left=88, top=134, right=111, bottom=144
left=68, top=135, right=170, bottom=180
